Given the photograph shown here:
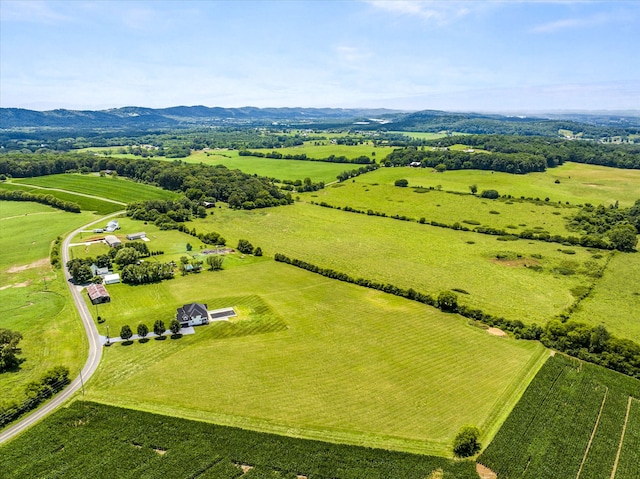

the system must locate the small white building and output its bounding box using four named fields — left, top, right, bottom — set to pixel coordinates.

left=103, top=273, right=120, bottom=285
left=105, top=220, right=120, bottom=232
left=126, top=232, right=146, bottom=240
